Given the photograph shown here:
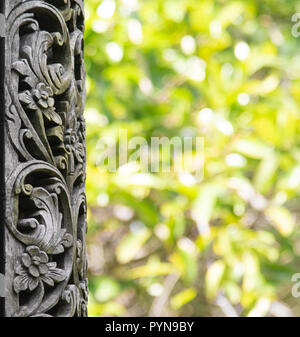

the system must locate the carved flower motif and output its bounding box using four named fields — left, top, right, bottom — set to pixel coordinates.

left=19, top=83, right=62, bottom=125
left=65, top=128, right=84, bottom=163
left=32, top=83, right=55, bottom=109
left=14, top=245, right=66, bottom=293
